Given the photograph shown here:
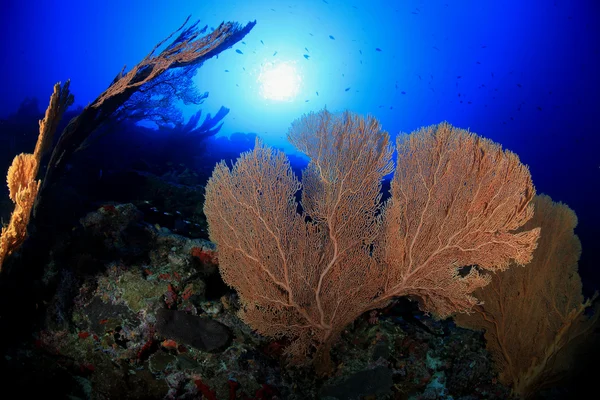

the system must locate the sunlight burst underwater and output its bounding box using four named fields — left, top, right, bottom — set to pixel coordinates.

left=258, top=61, right=302, bottom=101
